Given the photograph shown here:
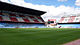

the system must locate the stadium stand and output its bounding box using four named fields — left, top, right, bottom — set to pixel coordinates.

left=46, top=15, right=80, bottom=28
left=0, top=11, right=45, bottom=23
left=58, top=15, right=80, bottom=28
left=59, top=15, right=80, bottom=23
left=0, top=1, right=46, bottom=28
